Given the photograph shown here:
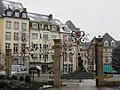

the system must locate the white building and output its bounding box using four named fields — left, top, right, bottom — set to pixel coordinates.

left=28, top=13, right=61, bottom=73
left=55, top=19, right=77, bottom=74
